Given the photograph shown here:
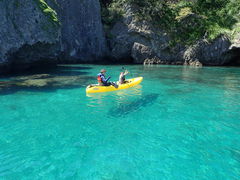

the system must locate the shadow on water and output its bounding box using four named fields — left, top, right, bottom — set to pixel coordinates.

left=109, top=93, right=159, bottom=117
left=0, top=65, right=94, bottom=95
